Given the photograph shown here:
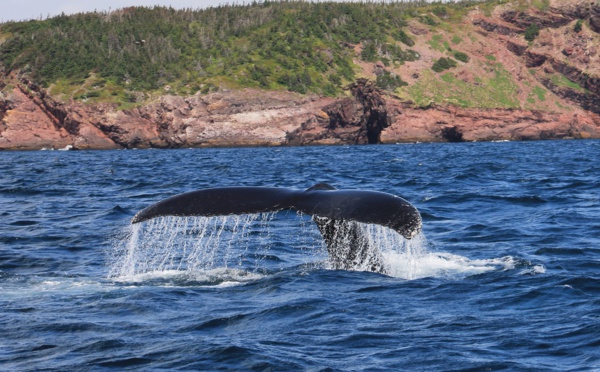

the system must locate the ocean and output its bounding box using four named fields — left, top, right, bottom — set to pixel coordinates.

left=1, top=140, right=599, bottom=371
